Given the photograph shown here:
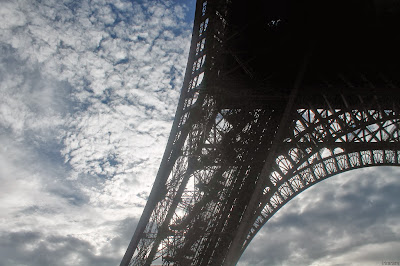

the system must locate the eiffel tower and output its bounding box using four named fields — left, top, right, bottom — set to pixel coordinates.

left=121, top=0, right=400, bottom=265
